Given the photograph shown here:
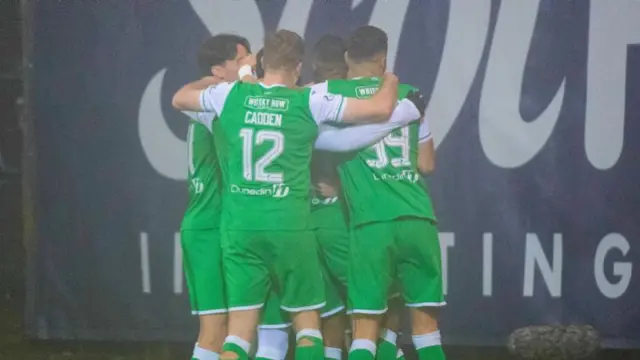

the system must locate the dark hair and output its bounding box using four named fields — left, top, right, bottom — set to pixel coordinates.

left=197, top=34, right=251, bottom=76
left=262, top=29, right=304, bottom=71
left=312, top=35, right=348, bottom=83
left=346, top=25, right=387, bottom=63
left=255, top=48, right=265, bottom=79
